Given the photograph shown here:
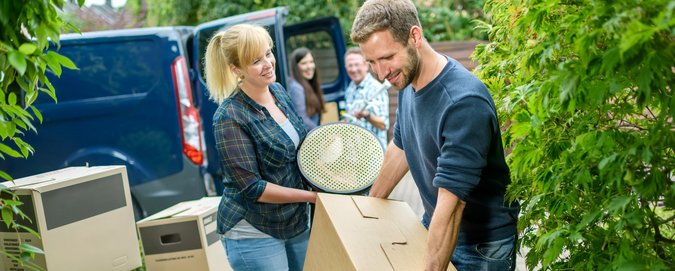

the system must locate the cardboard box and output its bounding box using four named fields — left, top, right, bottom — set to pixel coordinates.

left=320, top=102, right=340, bottom=124
left=304, top=193, right=456, bottom=271
left=0, top=166, right=142, bottom=271
left=137, top=197, right=231, bottom=271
